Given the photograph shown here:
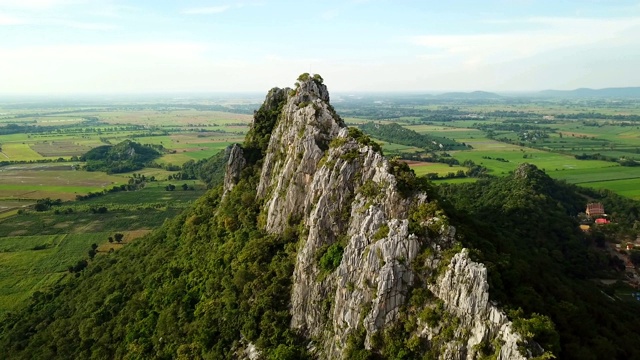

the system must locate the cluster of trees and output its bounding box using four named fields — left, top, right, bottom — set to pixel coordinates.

left=108, top=233, right=124, bottom=243
left=422, top=159, right=490, bottom=180
left=75, top=175, right=152, bottom=201
left=359, top=122, right=466, bottom=152
left=0, top=157, right=74, bottom=167
left=423, top=170, right=466, bottom=180
left=89, top=206, right=108, bottom=214
left=81, top=140, right=161, bottom=174
left=164, top=148, right=230, bottom=188
left=481, top=155, right=509, bottom=162
left=555, top=112, right=640, bottom=121
left=33, top=198, right=63, bottom=212
left=164, top=184, right=194, bottom=191
left=0, top=122, right=98, bottom=136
